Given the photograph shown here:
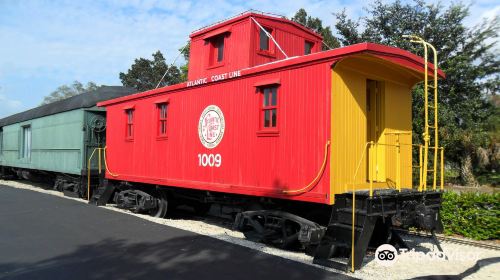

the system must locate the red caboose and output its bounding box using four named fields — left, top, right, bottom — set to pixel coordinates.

left=97, top=11, right=445, bottom=271
left=100, top=12, right=333, bottom=204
